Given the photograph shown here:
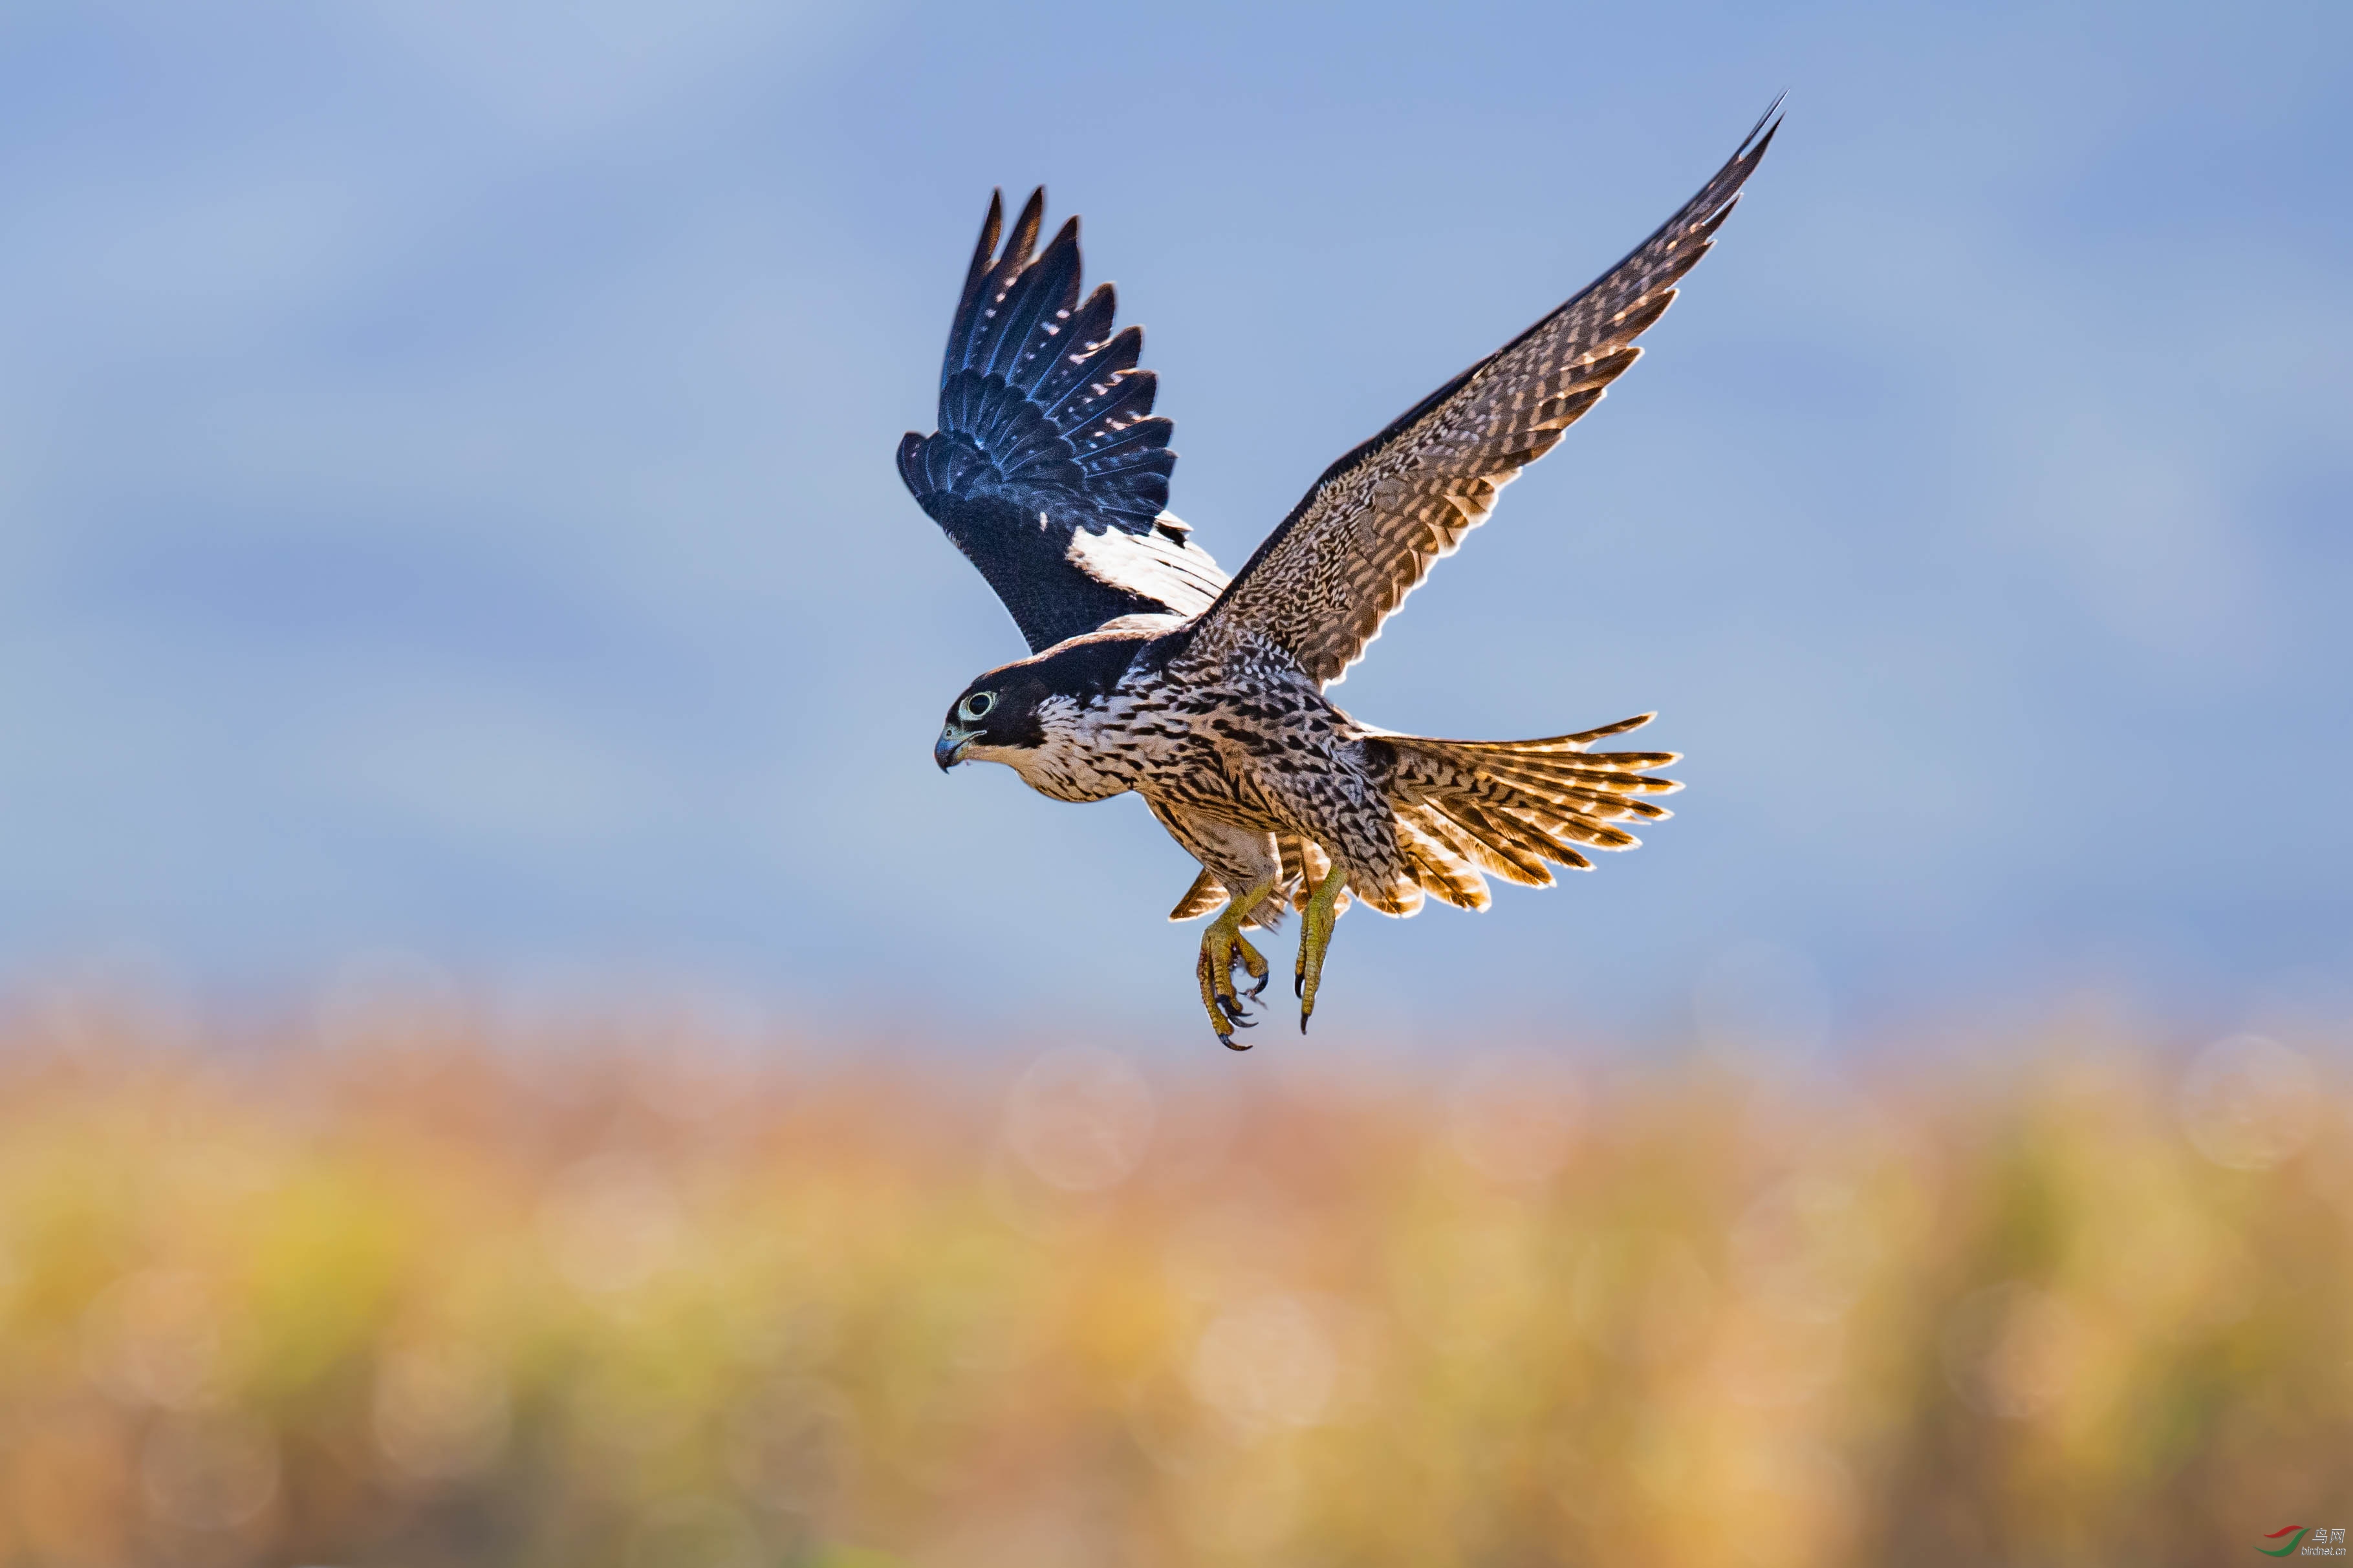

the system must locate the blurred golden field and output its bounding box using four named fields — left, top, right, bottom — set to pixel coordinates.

left=0, top=982, right=2346, bottom=1568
